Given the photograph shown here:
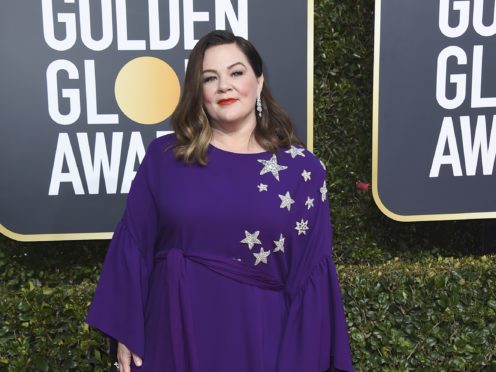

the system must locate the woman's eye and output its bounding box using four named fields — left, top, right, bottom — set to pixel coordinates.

left=203, top=76, right=216, bottom=83
left=232, top=70, right=244, bottom=77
